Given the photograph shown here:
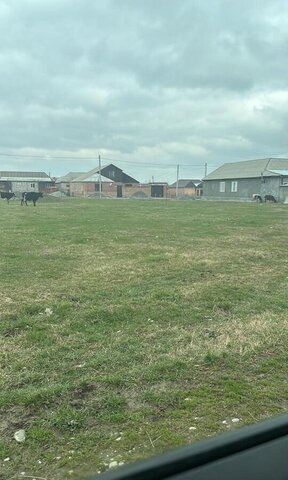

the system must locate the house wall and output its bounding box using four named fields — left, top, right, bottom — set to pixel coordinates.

left=123, top=184, right=168, bottom=198
left=11, top=181, right=39, bottom=193
left=279, top=185, right=288, bottom=203
left=0, top=181, right=9, bottom=191
left=58, top=182, right=71, bottom=195
left=167, top=187, right=198, bottom=198
left=12, top=181, right=53, bottom=193
left=203, top=177, right=282, bottom=201
left=123, top=184, right=151, bottom=198
left=70, top=182, right=118, bottom=197
left=69, top=182, right=208, bottom=198
left=100, top=183, right=117, bottom=197
left=70, top=182, right=88, bottom=196
left=262, top=177, right=282, bottom=200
